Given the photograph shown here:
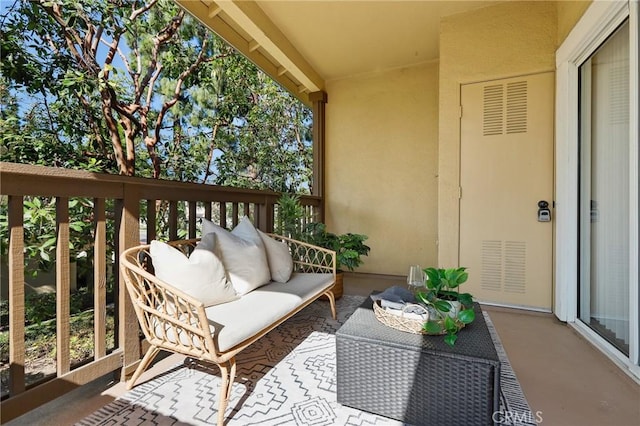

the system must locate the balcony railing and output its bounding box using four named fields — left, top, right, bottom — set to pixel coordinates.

left=0, top=161, right=321, bottom=421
